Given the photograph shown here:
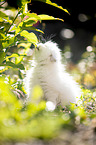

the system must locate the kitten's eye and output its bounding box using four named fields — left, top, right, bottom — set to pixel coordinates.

left=50, top=54, right=56, bottom=62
